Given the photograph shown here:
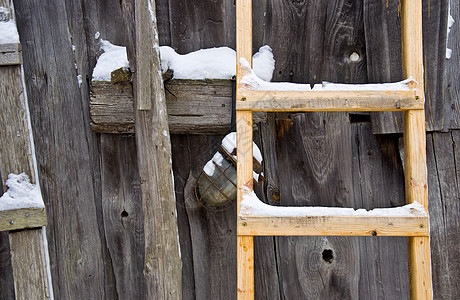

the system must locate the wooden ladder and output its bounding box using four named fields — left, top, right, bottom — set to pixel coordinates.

left=235, top=0, right=432, bottom=299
